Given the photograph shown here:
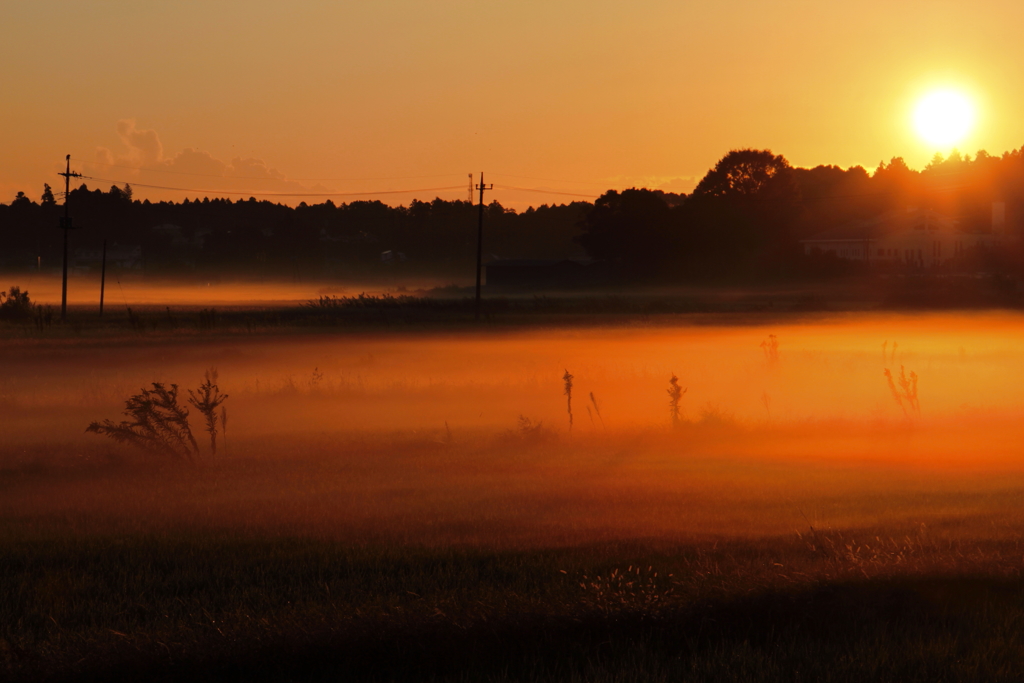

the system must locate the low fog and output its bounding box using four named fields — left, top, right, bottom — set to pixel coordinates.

left=4, top=312, right=1024, bottom=548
